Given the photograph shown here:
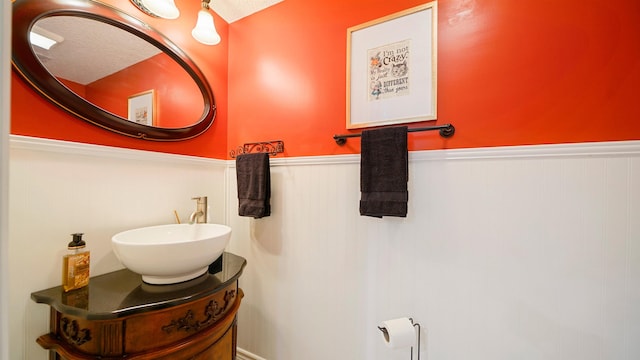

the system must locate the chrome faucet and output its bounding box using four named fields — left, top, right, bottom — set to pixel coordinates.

left=189, top=196, right=207, bottom=224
